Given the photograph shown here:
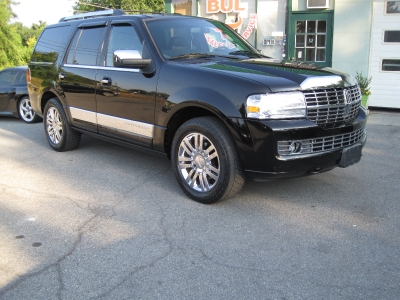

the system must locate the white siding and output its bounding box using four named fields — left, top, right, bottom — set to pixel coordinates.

left=368, top=0, right=400, bottom=108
